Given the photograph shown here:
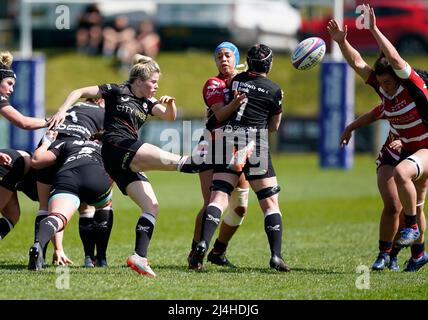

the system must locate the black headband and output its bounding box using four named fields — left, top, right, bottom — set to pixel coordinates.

left=0, top=69, right=16, bottom=81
